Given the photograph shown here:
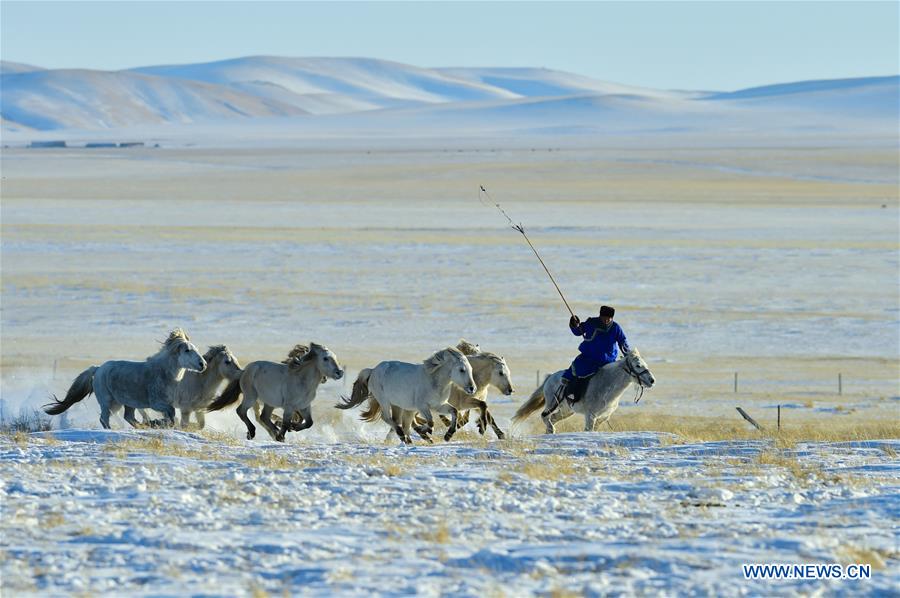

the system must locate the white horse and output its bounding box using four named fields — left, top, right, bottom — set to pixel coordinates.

left=406, top=340, right=514, bottom=440
left=512, top=348, right=655, bottom=433
left=446, top=340, right=514, bottom=438
left=173, top=345, right=242, bottom=429
left=44, top=328, right=207, bottom=428
left=336, top=347, right=476, bottom=444
left=207, top=343, right=343, bottom=441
